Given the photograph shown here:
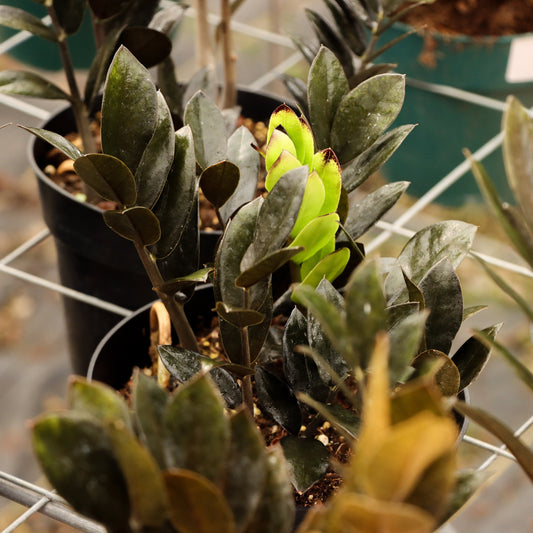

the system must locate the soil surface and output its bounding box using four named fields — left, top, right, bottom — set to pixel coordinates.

left=401, top=0, right=533, bottom=37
